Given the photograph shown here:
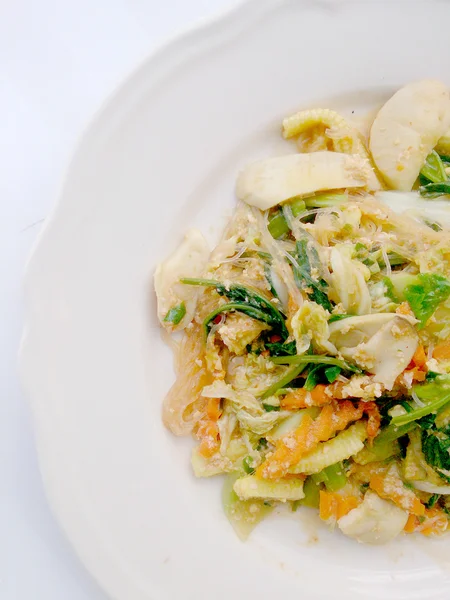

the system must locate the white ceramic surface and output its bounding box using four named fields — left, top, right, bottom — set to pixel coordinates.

left=20, top=1, right=450, bottom=598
